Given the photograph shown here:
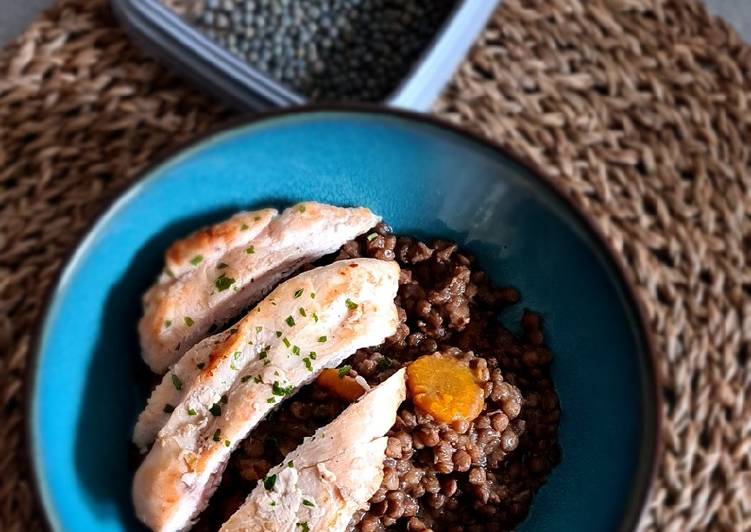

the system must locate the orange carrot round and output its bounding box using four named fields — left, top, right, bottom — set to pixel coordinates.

left=317, top=368, right=366, bottom=402
left=406, top=353, right=484, bottom=423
